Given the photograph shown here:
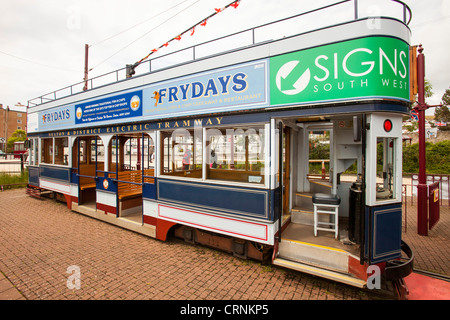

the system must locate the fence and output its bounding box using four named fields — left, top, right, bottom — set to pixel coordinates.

left=0, top=154, right=27, bottom=190
left=405, top=173, right=450, bottom=207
